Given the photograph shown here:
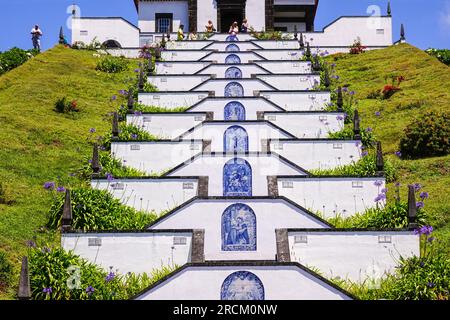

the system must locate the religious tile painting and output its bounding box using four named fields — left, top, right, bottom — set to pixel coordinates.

left=225, top=66, right=243, bottom=79
left=221, top=203, right=256, bottom=251
left=225, top=54, right=241, bottom=64
left=221, top=271, right=264, bottom=300
left=225, top=43, right=240, bottom=52
left=226, top=35, right=239, bottom=42
left=224, top=126, right=249, bottom=152
left=223, top=158, right=252, bottom=196
left=224, top=101, right=246, bottom=120
left=224, top=82, right=244, bottom=97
